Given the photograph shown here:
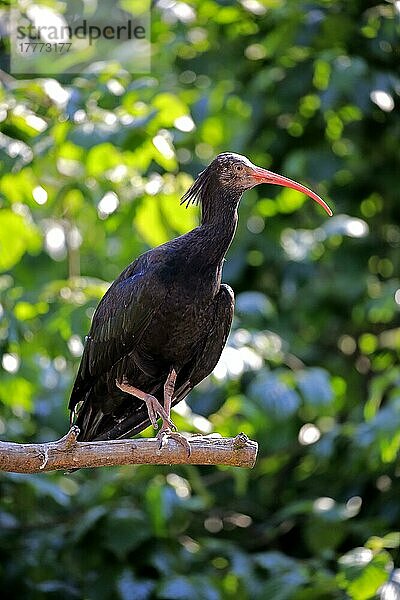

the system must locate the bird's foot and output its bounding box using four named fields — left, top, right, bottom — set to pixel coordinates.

left=116, top=378, right=176, bottom=431
left=157, top=427, right=191, bottom=457
left=145, top=396, right=176, bottom=431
